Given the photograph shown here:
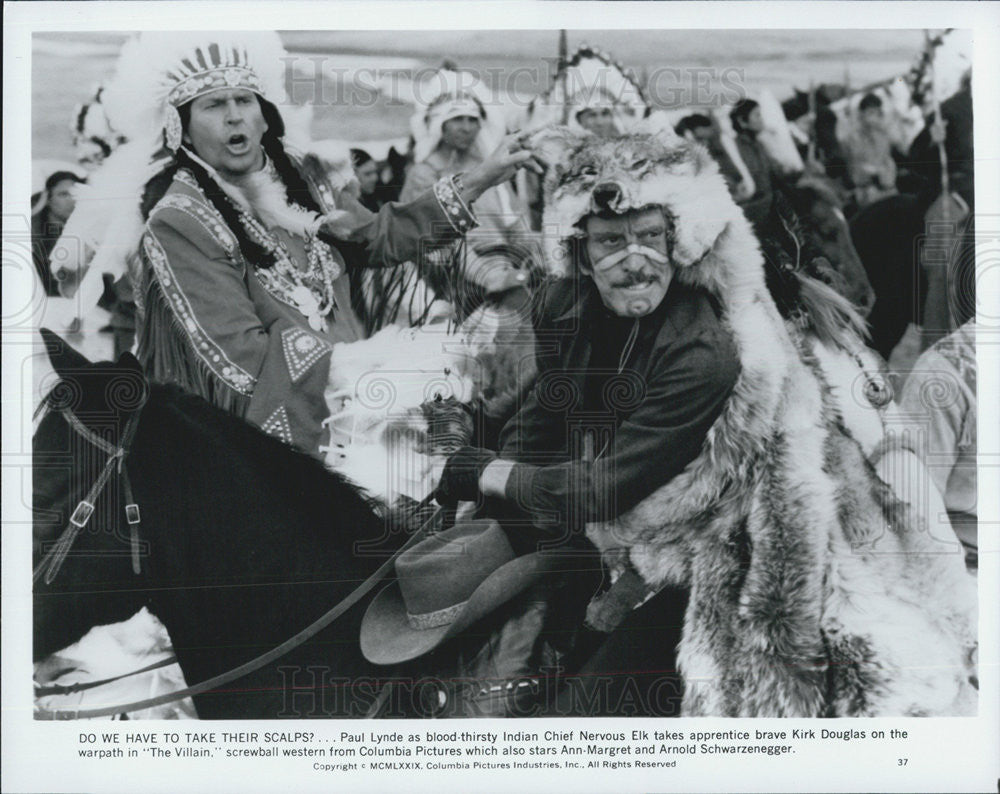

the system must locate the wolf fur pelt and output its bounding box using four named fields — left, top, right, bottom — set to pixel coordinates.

left=529, top=126, right=977, bottom=717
